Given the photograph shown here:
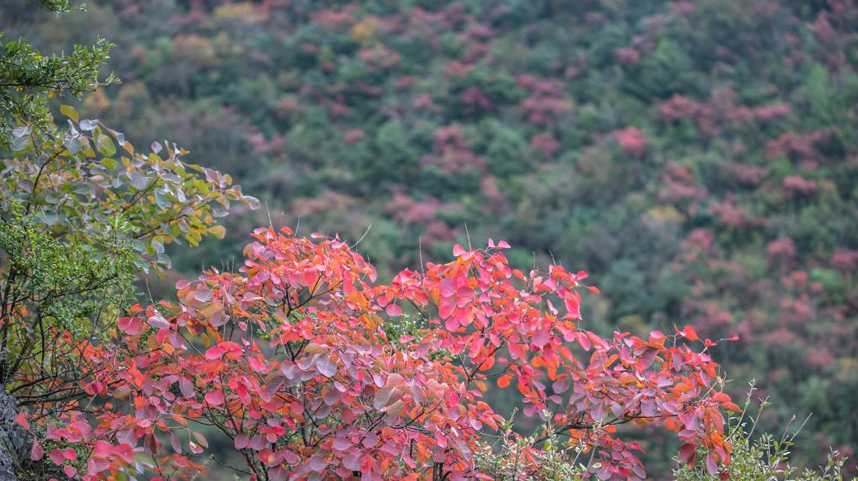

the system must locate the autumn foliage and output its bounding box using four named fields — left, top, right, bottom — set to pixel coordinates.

left=19, top=227, right=737, bottom=481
